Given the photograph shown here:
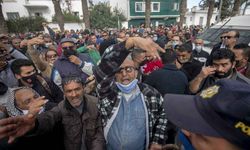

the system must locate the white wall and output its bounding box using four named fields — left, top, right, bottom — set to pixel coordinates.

left=185, top=7, right=218, bottom=27
left=48, top=22, right=85, bottom=31
left=2, top=0, right=29, bottom=19
left=2, top=0, right=89, bottom=22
